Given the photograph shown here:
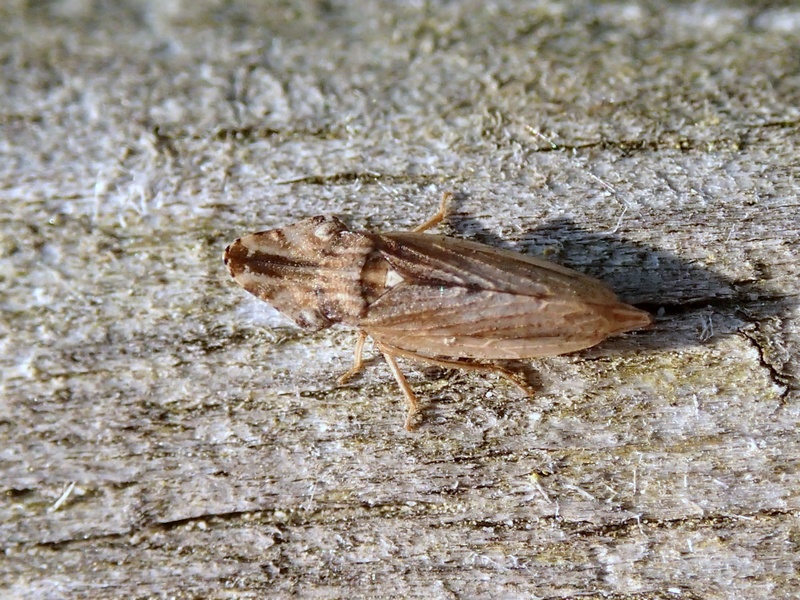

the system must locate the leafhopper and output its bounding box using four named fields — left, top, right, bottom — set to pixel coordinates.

left=224, top=194, right=652, bottom=430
